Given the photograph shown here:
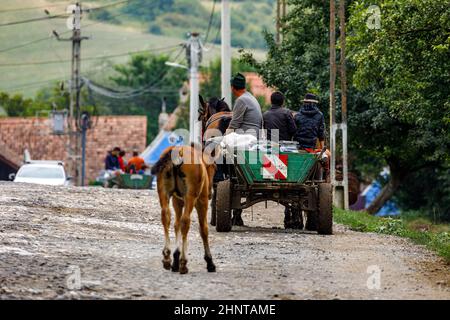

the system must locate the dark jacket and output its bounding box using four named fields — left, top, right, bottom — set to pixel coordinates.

left=263, top=105, right=297, bottom=141
left=105, top=153, right=119, bottom=170
left=293, top=104, right=325, bottom=149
